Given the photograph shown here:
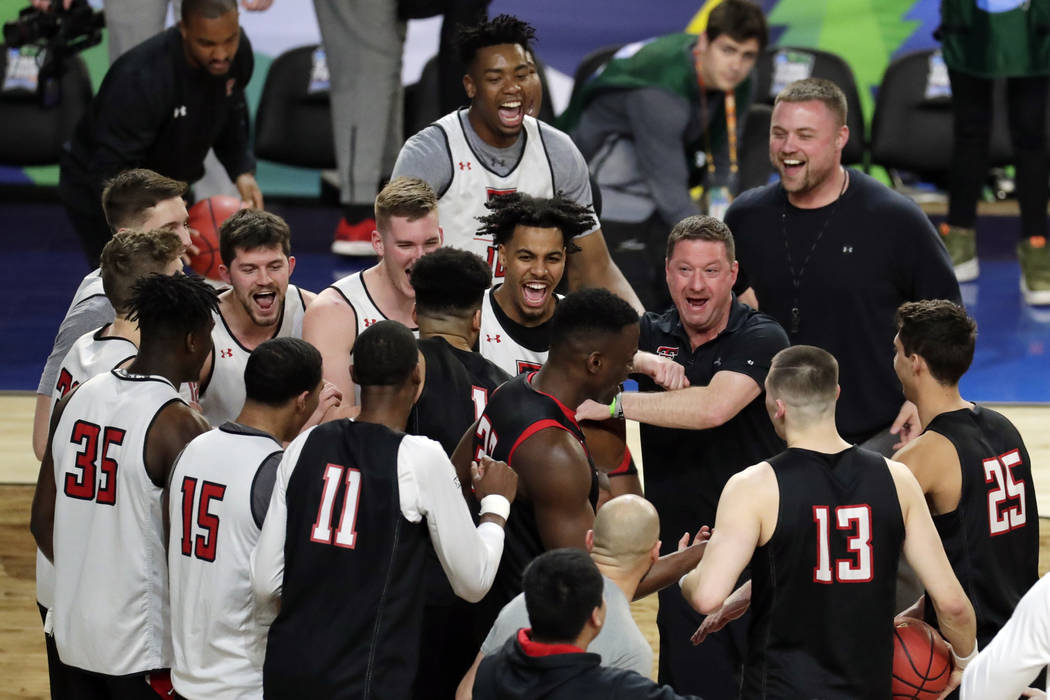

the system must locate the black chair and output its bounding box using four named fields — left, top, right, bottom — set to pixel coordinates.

left=0, top=51, right=92, bottom=165
left=752, top=46, right=867, bottom=166
left=254, top=44, right=336, bottom=169
left=739, top=103, right=775, bottom=191
left=560, top=43, right=624, bottom=123
left=404, top=53, right=557, bottom=139
left=870, top=48, right=1012, bottom=182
